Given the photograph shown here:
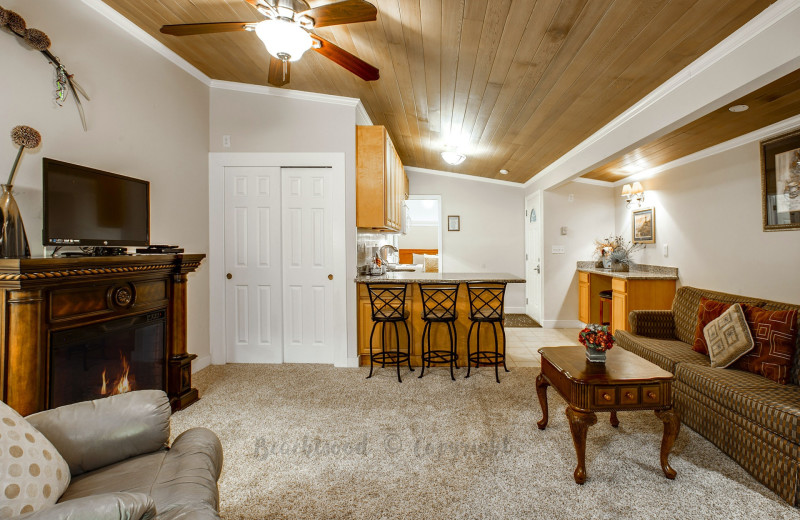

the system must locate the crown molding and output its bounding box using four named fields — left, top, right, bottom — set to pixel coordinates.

left=355, top=102, right=373, bottom=125
left=571, top=177, right=615, bottom=188
left=209, top=80, right=362, bottom=106
left=405, top=166, right=524, bottom=188
left=81, top=0, right=211, bottom=86
left=523, top=0, right=800, bottom=189
left=610, top=113, right=800, bottom=187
